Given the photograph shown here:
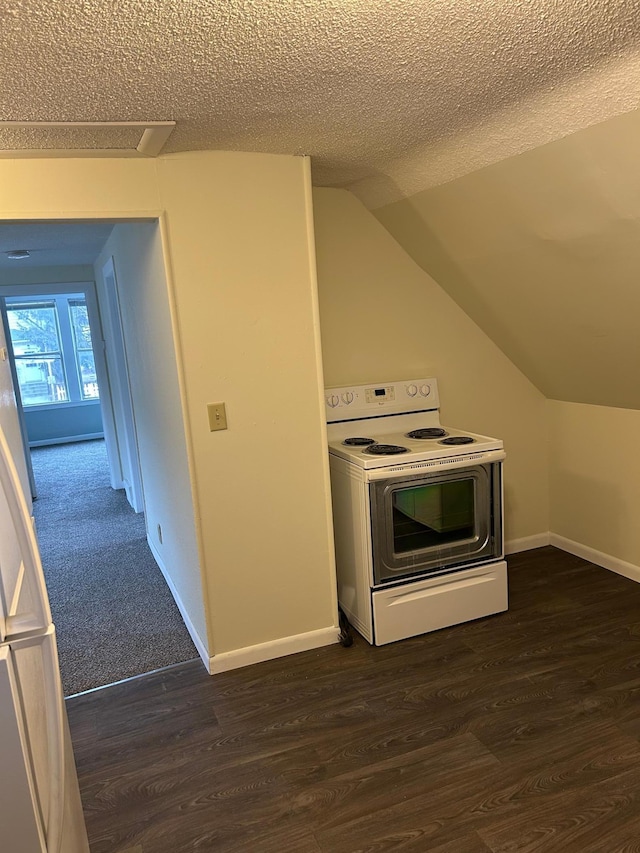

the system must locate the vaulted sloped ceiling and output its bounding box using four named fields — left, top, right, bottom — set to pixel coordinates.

left=1, top=0, right=639, bottom=186
left=2, top=1, right=640, bottom=409
left=374, top=107, right=640, bottom=410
